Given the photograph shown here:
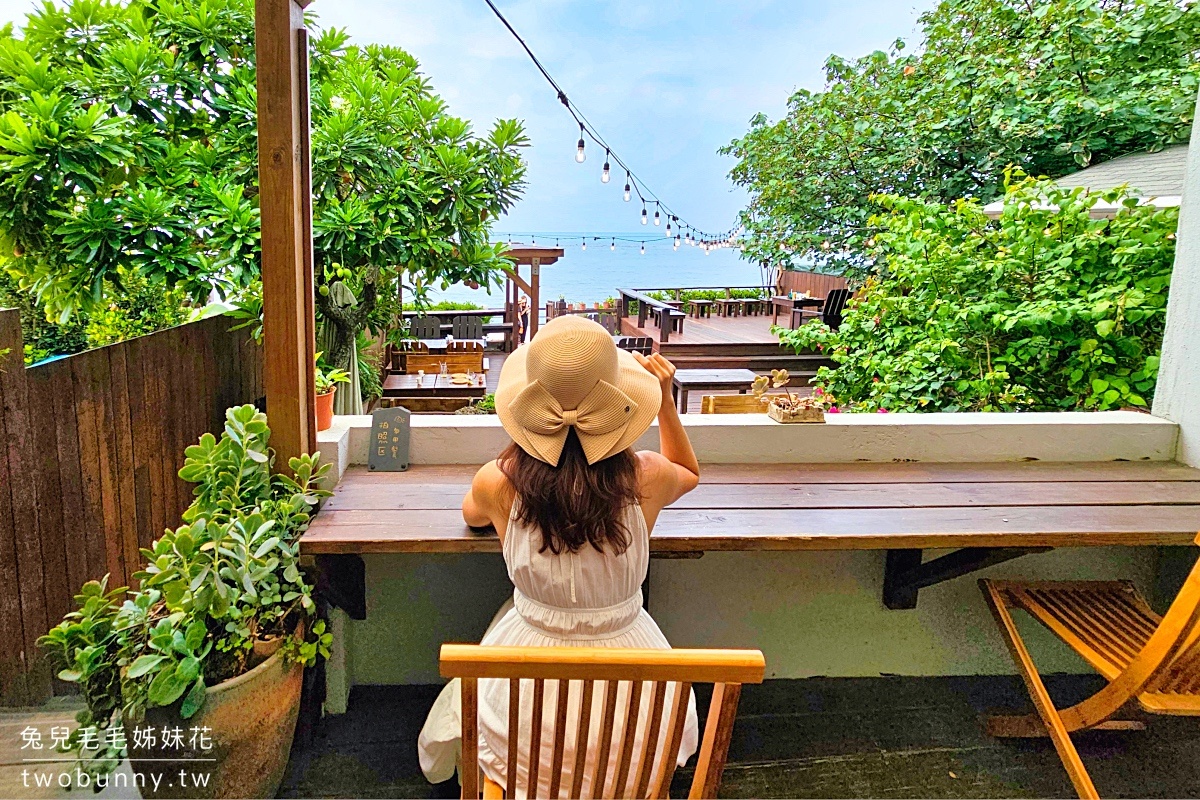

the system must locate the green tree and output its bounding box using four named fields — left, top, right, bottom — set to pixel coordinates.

left=723, top=0, right=1200, bottom=274
left=780, top=176, right=1177, bottom=412
left=0, top=0, right=527, bottom=370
